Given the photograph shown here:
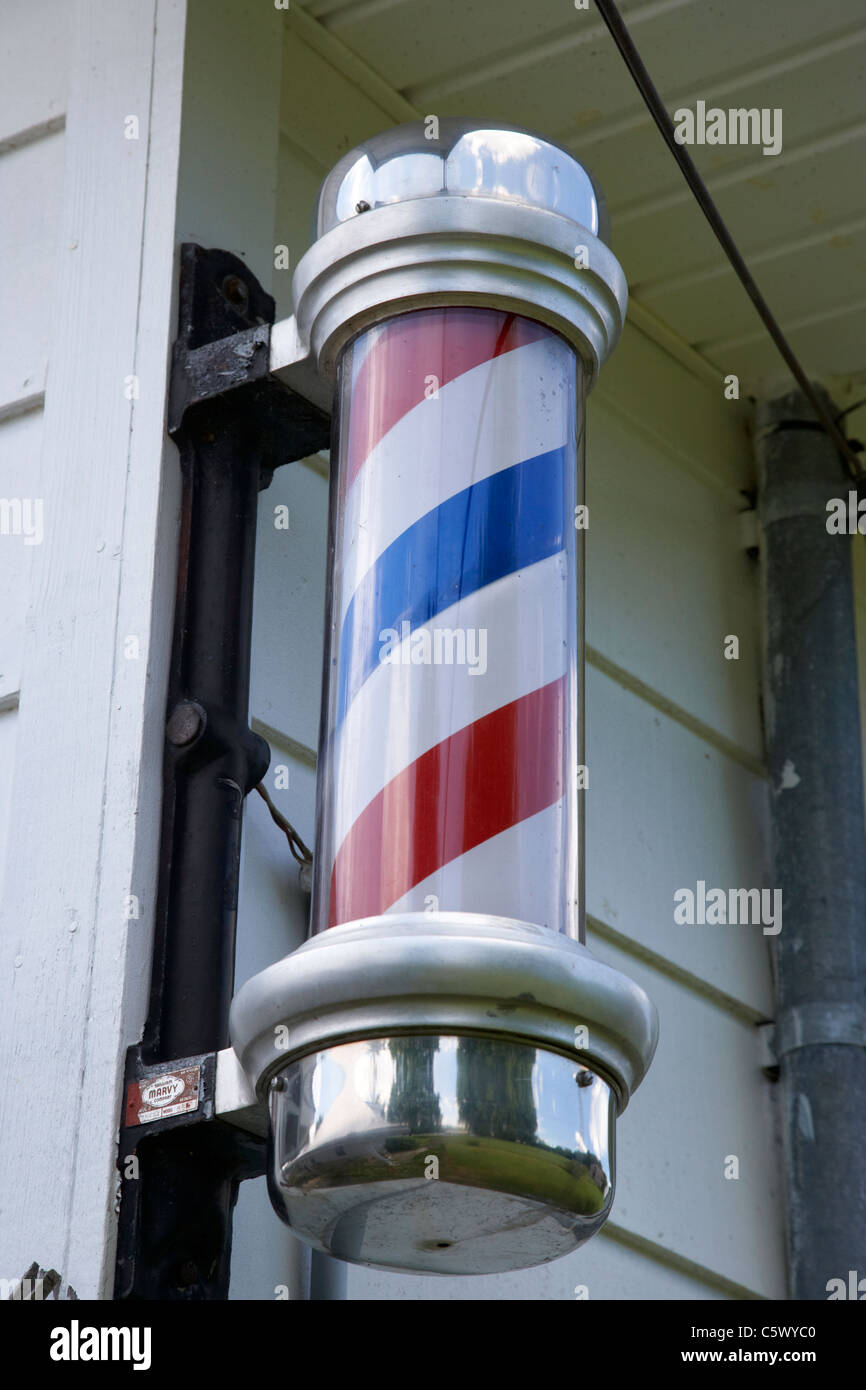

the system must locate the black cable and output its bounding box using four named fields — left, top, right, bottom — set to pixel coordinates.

left=255, top=782, right=313, bottom=866
left=836, top=398, right=866, bottom=424
left=592, top=0, right=862, bottom=478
